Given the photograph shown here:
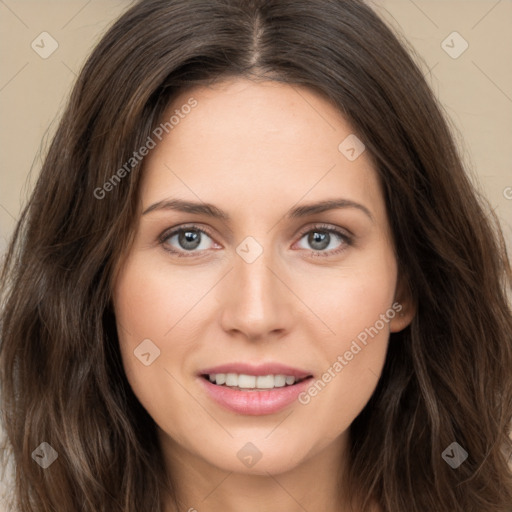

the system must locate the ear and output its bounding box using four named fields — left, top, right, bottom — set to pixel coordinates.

left=389, top=273, right=415, bottom=333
